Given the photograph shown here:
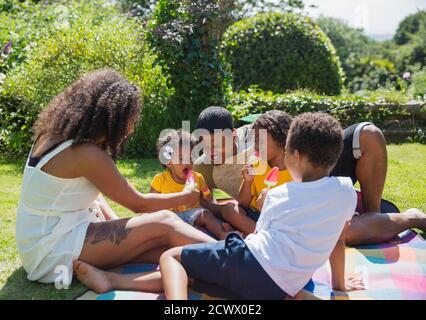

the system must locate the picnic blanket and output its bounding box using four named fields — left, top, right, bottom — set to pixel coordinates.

left=76, top=230, right=426, bottom=300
